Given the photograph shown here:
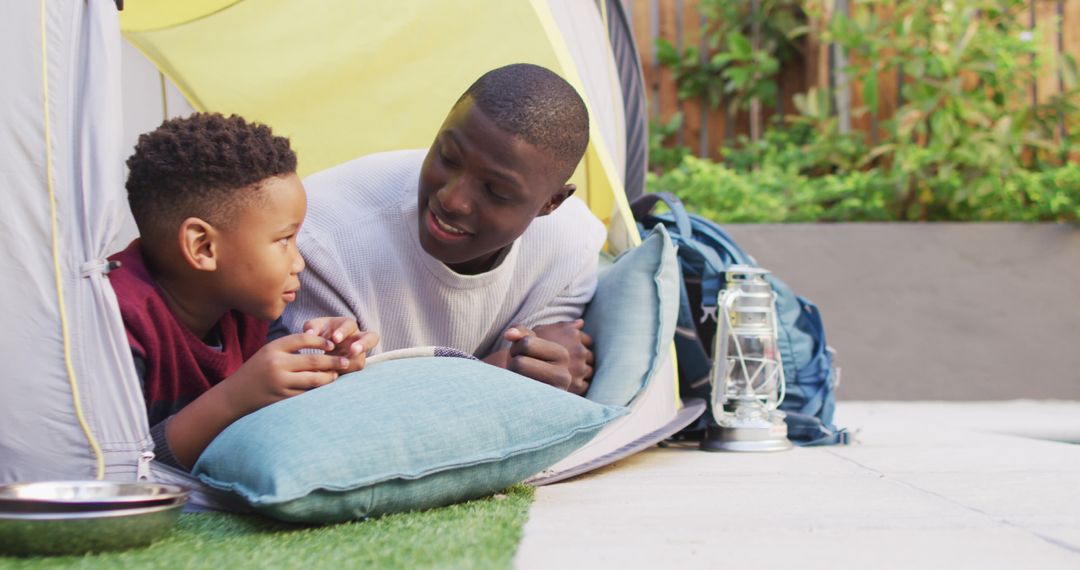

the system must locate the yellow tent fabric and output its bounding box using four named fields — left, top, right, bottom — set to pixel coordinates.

left=116, top=0, right=691, bottom=484
left=121, top=0, right=635, bottom=240
left=119, top=0, right=242, bottom=32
